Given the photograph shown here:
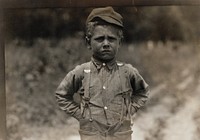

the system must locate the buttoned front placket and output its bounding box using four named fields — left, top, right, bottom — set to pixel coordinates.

left=90, top=58, right=125, bottom=125
left=100, top=62, right=111, bottom=125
